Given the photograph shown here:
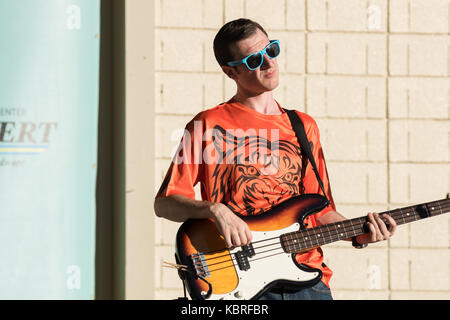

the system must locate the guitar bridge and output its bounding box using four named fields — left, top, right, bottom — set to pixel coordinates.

left=190, top=252, right=210, bottom=278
